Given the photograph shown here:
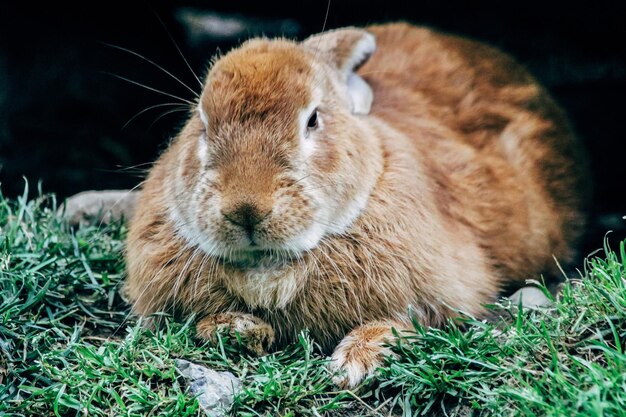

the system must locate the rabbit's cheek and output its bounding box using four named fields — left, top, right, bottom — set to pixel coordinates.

left=262, top=197, right=317, bottom=247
